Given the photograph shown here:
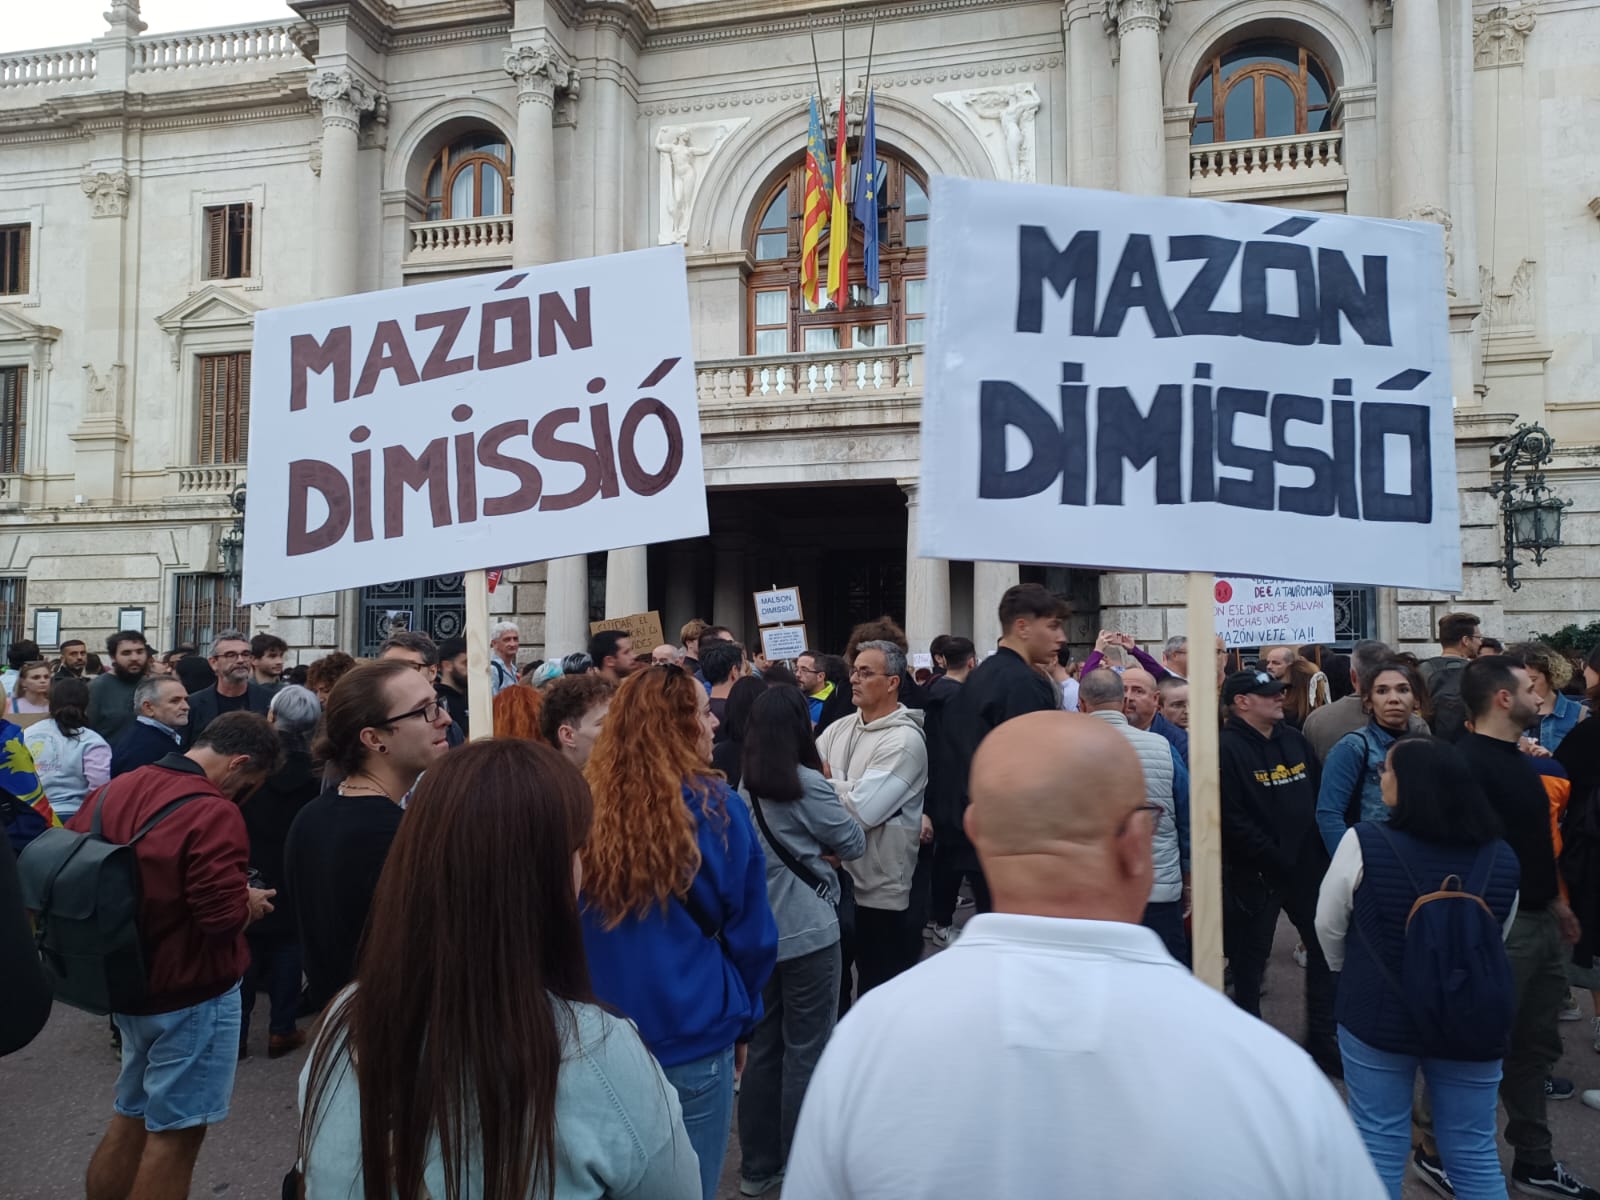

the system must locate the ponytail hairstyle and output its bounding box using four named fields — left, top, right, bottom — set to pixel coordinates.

left=48, top=677, right=90, bottom=738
